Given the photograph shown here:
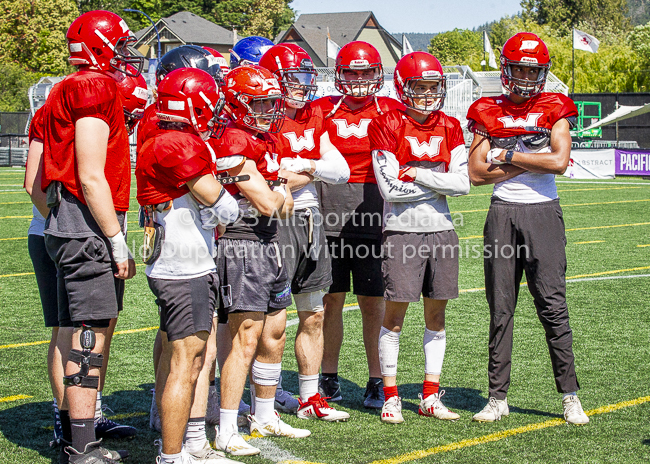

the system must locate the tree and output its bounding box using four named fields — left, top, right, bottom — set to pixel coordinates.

left=213, top=0, right=294, bottom=38
left=0, top=0, right=78, bottom=75
left=428, top=29, right=483, bottom=68
left=0, top=63, right=45, bottom=111
left=628, top=21, right=650, bottom=61
left=521, top=0, right=631, bottom=36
